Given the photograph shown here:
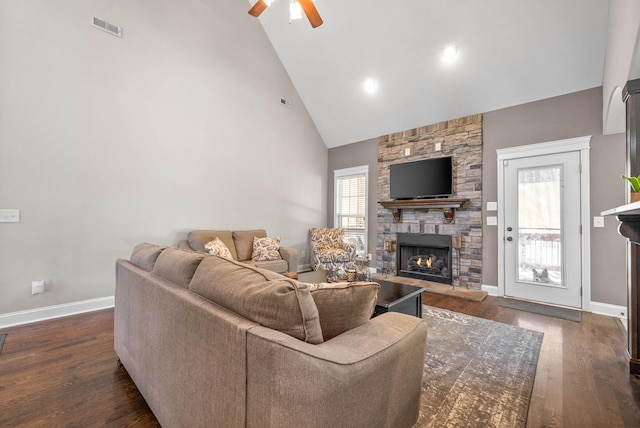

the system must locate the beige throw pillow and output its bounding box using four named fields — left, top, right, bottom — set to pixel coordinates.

left=251, top=236, right=282, bottom=262
left=204, top=237, right=233, bottom=259
left=189, top=256, right=323, bottom=344
left=308, top=281, right=380, bottom=341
